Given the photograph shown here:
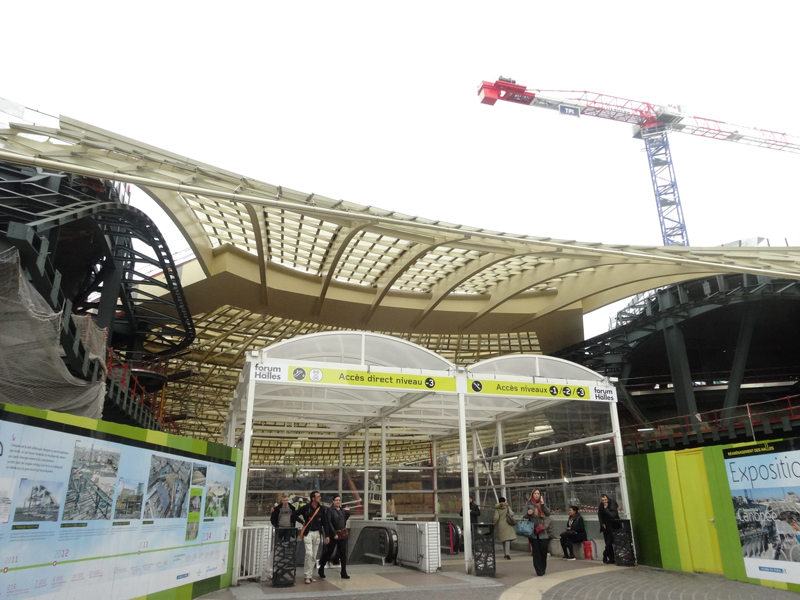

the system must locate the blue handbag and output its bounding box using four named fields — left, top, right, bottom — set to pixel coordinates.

left=515, top=519, right=535, bottom=537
